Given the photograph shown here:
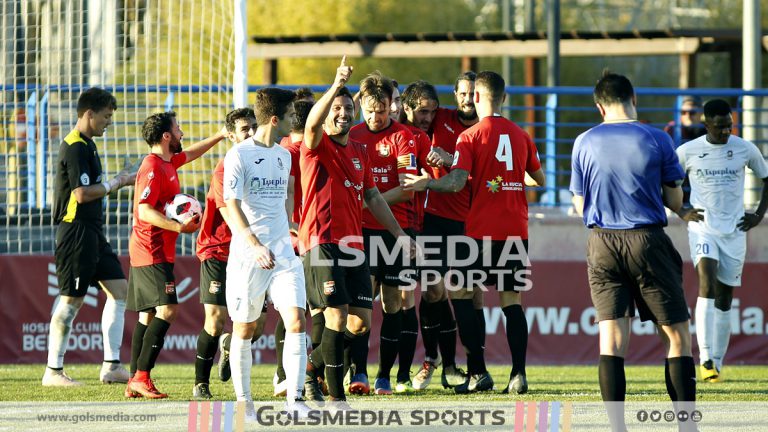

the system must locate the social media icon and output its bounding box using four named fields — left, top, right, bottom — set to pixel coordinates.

left=637, top=411, right=649, bottom=422
left=691, top=410, right=703, bottom=422
left=664, top=411, right=676, bottom=422
left=650, top=411, right=662, bottom=422
left=678, top=411, right=690, bottom=422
